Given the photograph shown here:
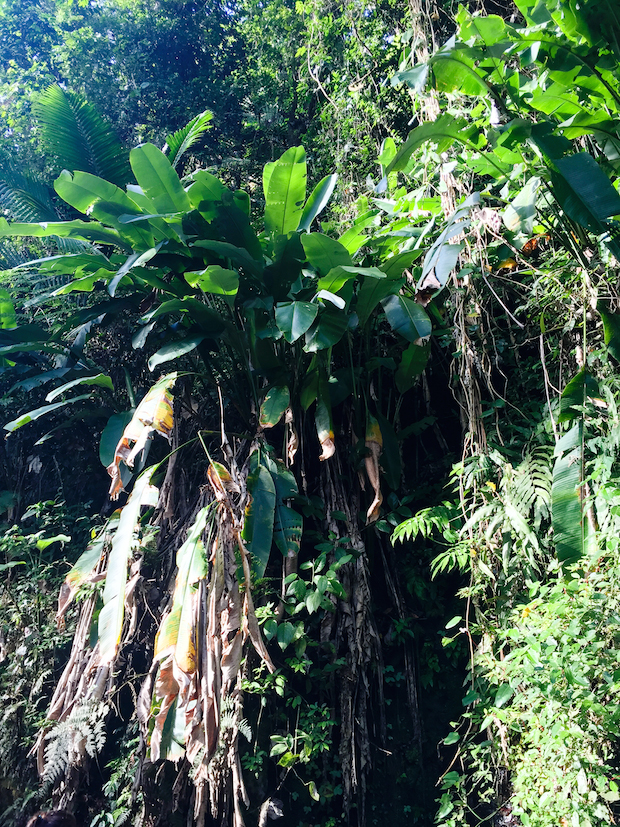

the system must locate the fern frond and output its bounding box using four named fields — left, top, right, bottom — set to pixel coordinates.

left=42, top=700, right=109, bottom=786
left=164, top=110, right=213, bottom=171
left=33, top=85, right=131, bottom=187
left=392, top=502, right=459, bottom=544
